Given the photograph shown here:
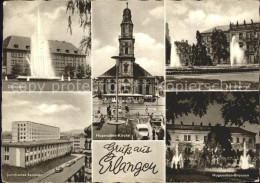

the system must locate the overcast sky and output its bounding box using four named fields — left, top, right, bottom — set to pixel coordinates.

left=166, top=0, right=259, bottom=44
left=92, top=0, right=164, bottom=78
left=3, top=0, right=90, bottom=64
left=2, top=93, right=92, bottom=132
